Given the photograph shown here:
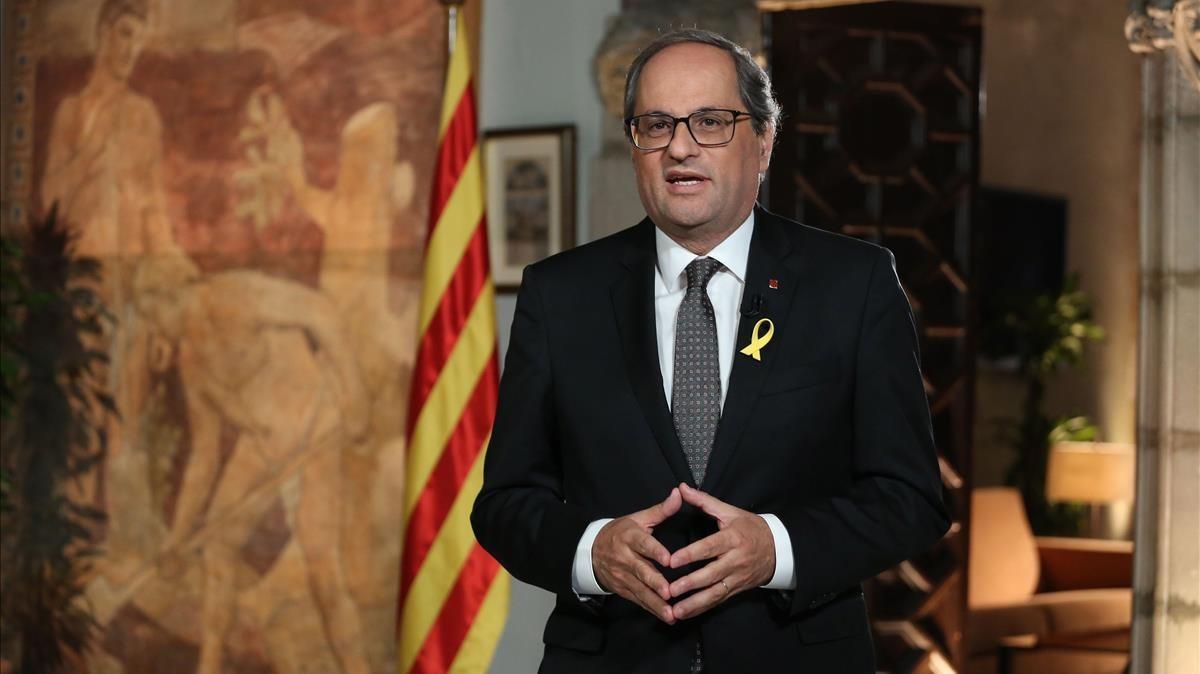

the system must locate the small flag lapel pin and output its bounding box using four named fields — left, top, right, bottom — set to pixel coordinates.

left=768, top=278, right=779, bottom=290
